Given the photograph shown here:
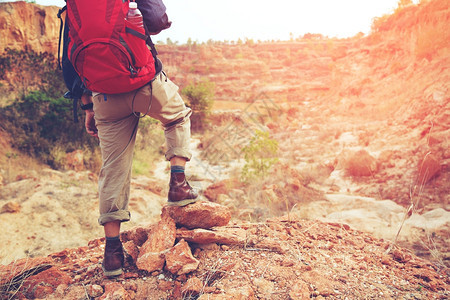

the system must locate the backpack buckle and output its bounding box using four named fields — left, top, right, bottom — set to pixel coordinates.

left=129, top=65, right=138, bottom=78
